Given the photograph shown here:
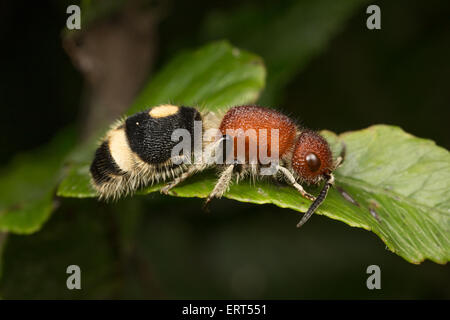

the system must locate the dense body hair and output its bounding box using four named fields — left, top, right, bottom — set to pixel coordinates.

left=217, top=105, right=333, bottom=183
left=202, top=105, right=340, bottom=227
left=219, top=105, right=298, bottom=161
left=291, top=130, right=334, bottom=184
left=90, top=105, right=201, bottom=200
left=90, top=104, right=342, bottom=228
